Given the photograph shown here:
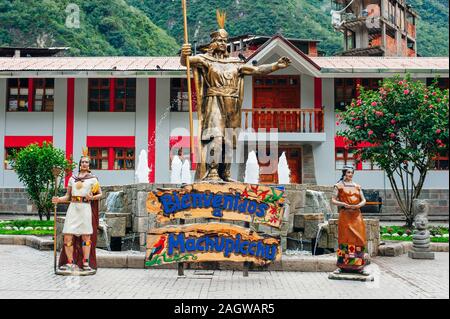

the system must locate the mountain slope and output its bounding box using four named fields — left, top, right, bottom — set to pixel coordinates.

left=128, top=0, right=449, bottom=57
left=0, top=0, right=447, bottom=57
left=0, top=0, right=179, bottom=56
left=408, top=0, right=449, bottom=56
